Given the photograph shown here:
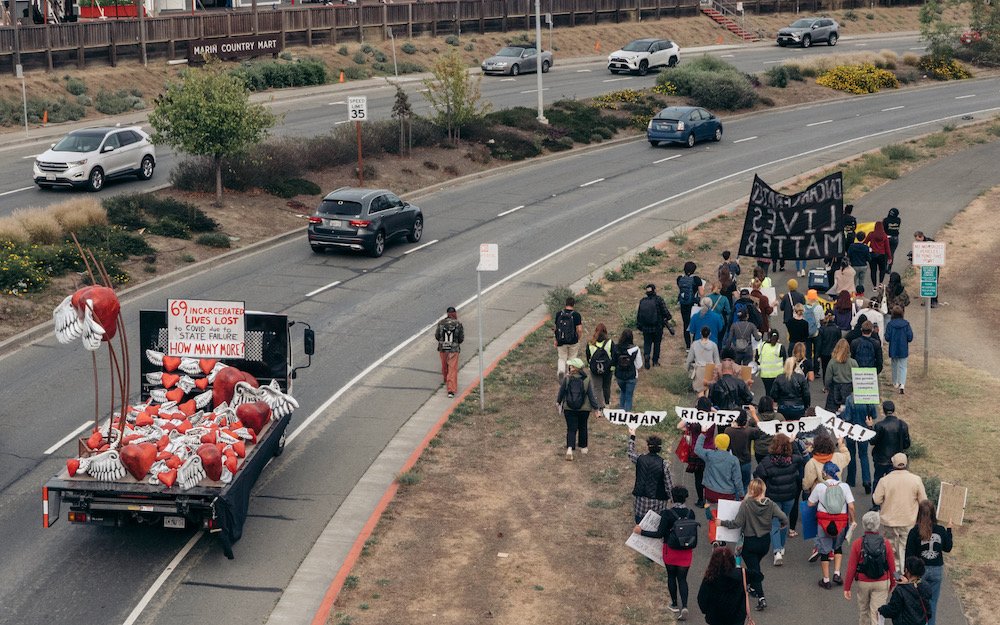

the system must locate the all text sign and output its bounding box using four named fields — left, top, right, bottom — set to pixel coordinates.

left=167, top=299, right=245, bottom=358
left=477, top=243, right=499, bottom=272
left=920, top=266, right=939, bottom=298
left=348, top=96, right=368, bottom=122
left=188, top=35, right=281, bottom=62
left=911, top=241, right=946, bottom=266
left=851, top=367, right=880, bottom=405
